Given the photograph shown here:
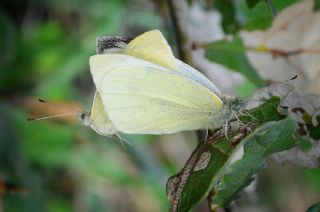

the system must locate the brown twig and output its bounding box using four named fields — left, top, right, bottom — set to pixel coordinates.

left=166, top=0, right=192, bottom=64
left=198, top=41, right=320, bottom=58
